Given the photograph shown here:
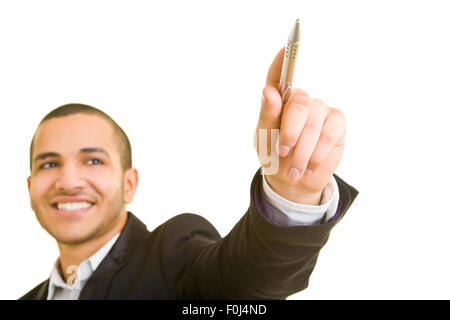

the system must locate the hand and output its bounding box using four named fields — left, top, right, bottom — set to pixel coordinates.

left=254, top=47, right=346, bottom=205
